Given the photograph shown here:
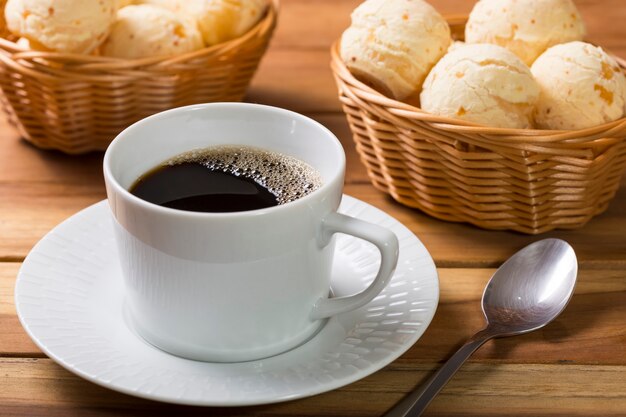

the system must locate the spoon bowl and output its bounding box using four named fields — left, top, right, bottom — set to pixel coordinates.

left=386, top=238, right=578, bottom=417
left=482, top=238, right=578, bottom=335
